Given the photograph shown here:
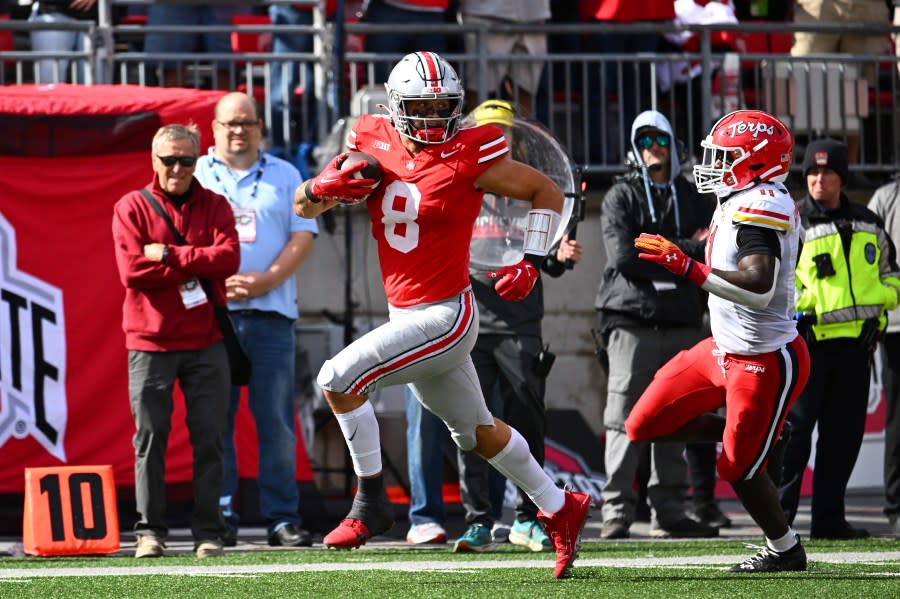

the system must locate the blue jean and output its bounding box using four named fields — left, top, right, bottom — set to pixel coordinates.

left=405, top=384, right=506, bottom=527
left=405, top=386, right=448, bottom=526
left=268, top=5, right=316, bottom=154
left=221, top=313, right=301, bottom=534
